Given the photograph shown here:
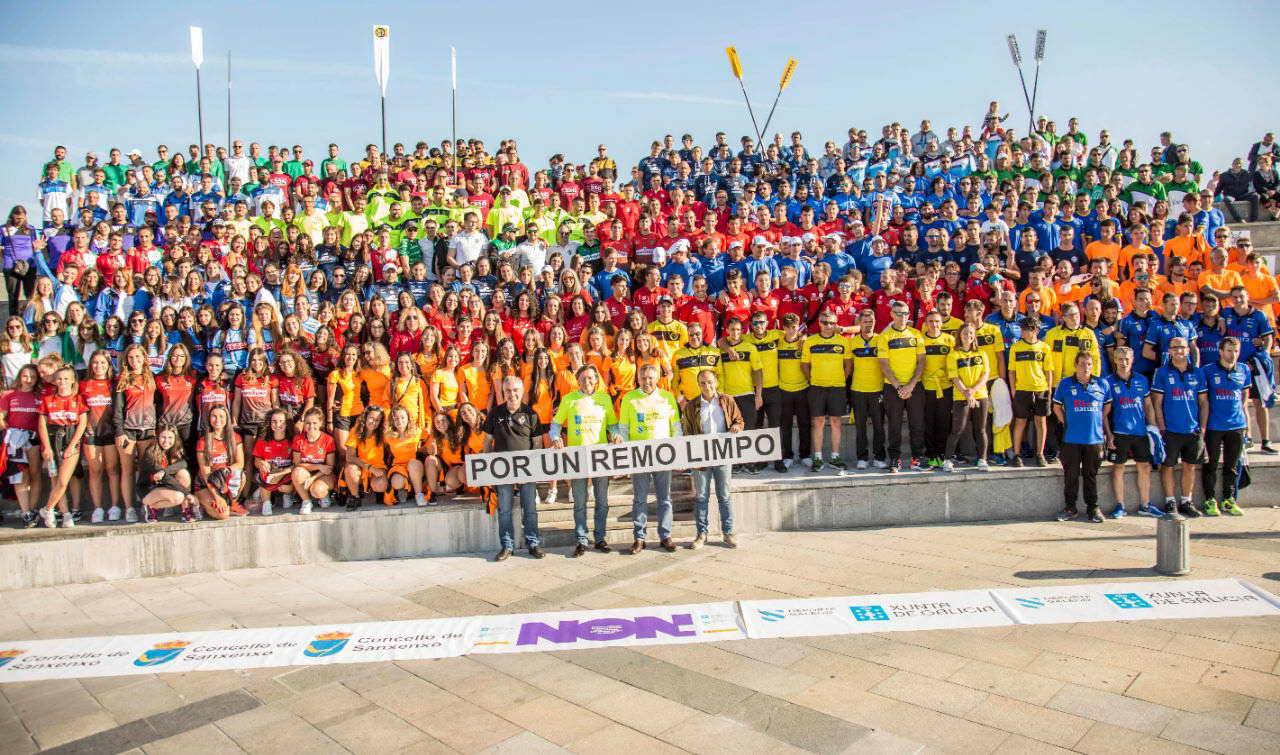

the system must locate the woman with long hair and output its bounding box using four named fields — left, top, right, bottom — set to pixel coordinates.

left=113, top=343, right=157, bottom=521
left=0, top=316, right=33, bottom=387
left=608, top=328, right=638, bottom=411
left=214, top=305, right=251, bottom=376
left=290, top=407, right=337, bottom=513
left=0, top=364, right=42, bottom=526
left=193, top=404, right=245, bottom=520
left=2, top=205, right=41, bottom=306
left=342, top=404, right=389, bottom=510
left=358, top=340, right=393, bottom=410
left=37, top=366, right=88, bottom=528
left=327, top=343, right=364, bottom=461
left=232, top=347, right=275, bottom=487
left=250, top=302, right=281, bottom=363
left=389, top=352, right=428, bottom=430
left=251, top=408, right=295, bottom=515
left=384, top=405, right=427, bottom=506
left=23, top=276, right=57, bottom=330
left=140, top=318, right=169, bottom=374
left=413, top=324, right=442, bottom=377
left=79, top=350, right=121, bottom=522
left=457, top=339, right=492, bottom=410
left=137, top=423, right=196, bottom=523
left=423, top=410, right=463, bottom=499
left=429, top=344, right=462, bottom=414
left=155, top=343, right=196, bottom=446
